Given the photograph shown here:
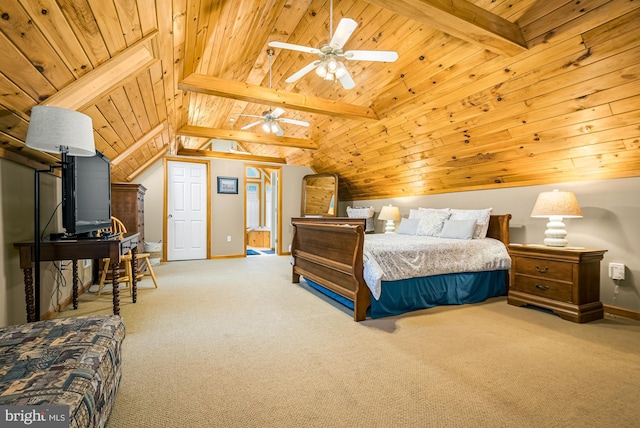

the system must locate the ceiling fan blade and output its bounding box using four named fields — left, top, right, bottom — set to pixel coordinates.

left=278, top=118, right=310, bottom=127
left=240, top=120, right=263, bottom=130
left=271, top=107, right=286, bottom=118
left=344, top=50, right=399, bottom=62
left=330, top=18, right=357, bottom=50
left=337, top=63, right=356, bottom=90
left=272, top=122, right=284, bottom=136
left=268, top=41, right=320, bottom=55
left=285, top=61, right=321, bottom=83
